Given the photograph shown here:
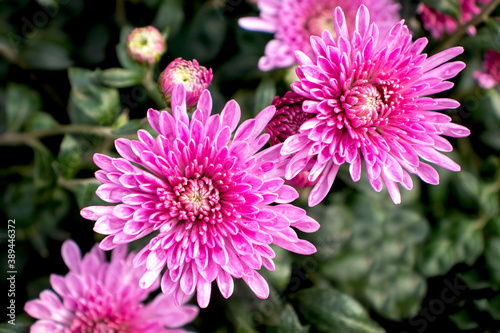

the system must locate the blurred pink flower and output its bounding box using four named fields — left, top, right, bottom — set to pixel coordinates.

left=24, top=240, right=198, bottom=333
left=282, top=5, right=470, bottom=206
left=474, top=50, right=500, bottom=89
left=417, top=0, right=489, bottom=40
left=126, top=26, right=166, bottom=65
left=238, top=0, right=400, bottom=71
left=158, top=58, right=213, bottom=108
left=81, top=84, right=319, bottom=308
